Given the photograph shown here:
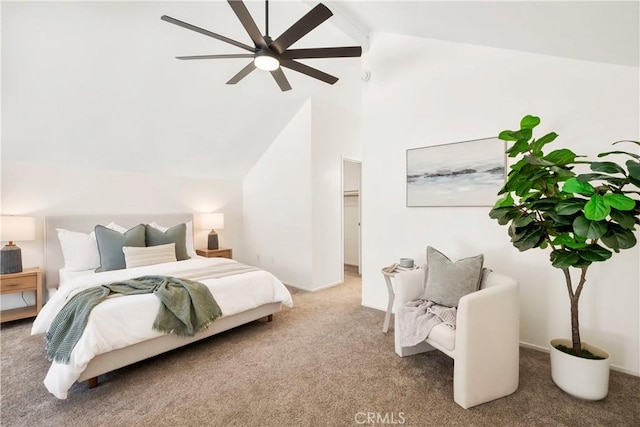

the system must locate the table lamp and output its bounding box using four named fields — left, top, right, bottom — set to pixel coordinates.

left=200, top=213, right=224, bottom=250
left=1, top=216, right=36, bottom=274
